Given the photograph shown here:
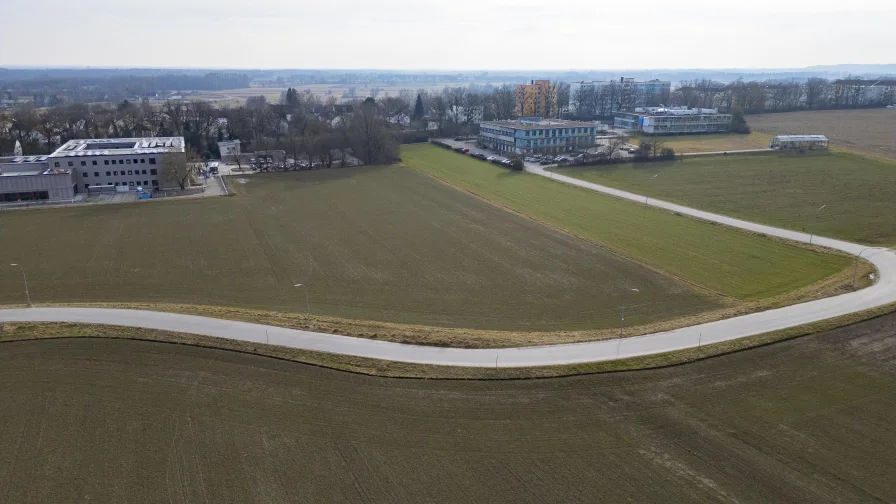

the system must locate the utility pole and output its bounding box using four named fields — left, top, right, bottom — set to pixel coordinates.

left=9, top=264, right=31, bottom=307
